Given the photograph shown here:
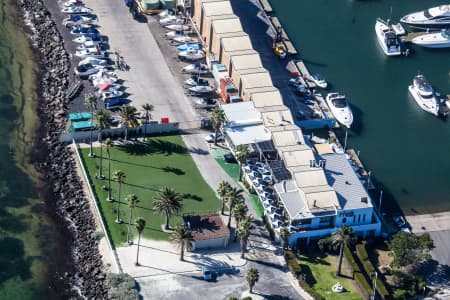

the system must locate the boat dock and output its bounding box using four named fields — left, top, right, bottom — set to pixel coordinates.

left=346, top=149, right=376, bottom=190
left=257, top=0, right=272, bottom=13
left=295, top=60, right=316, bottom=88
left=268, top=17, right=298, bottom=55
left=401, top=31, right=427, bottom=42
